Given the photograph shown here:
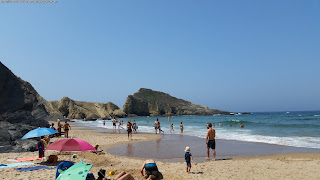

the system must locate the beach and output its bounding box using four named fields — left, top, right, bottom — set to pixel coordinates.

left=0, top=121, right=320, bottom=180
